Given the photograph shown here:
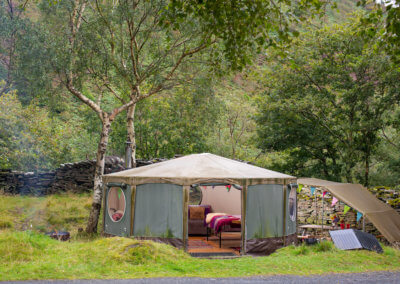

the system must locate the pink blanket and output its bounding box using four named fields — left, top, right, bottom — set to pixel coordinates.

left=208, top=215, right=241, bottom=233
